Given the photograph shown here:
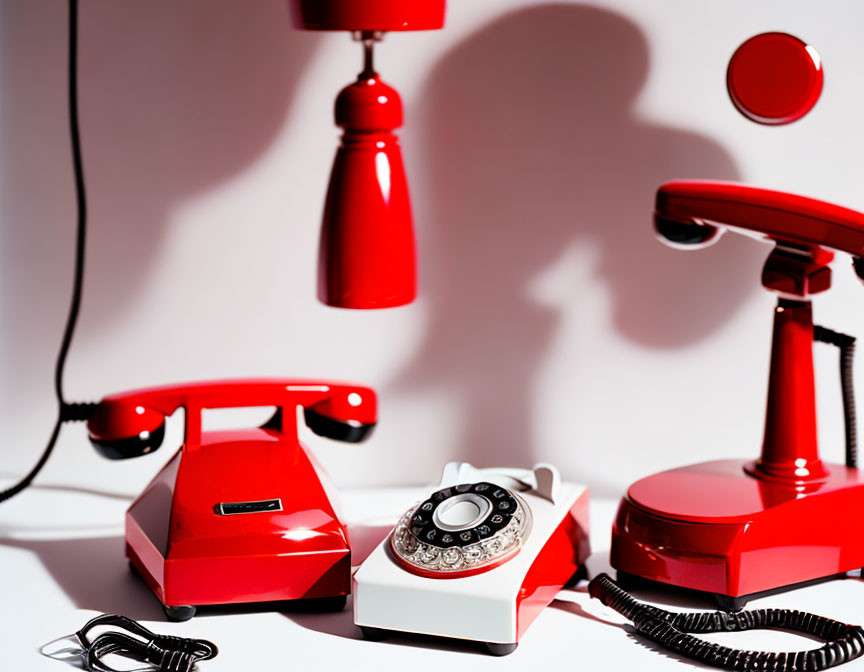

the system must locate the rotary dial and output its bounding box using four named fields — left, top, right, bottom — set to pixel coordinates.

left=390, top=482, right=531, bottom=575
